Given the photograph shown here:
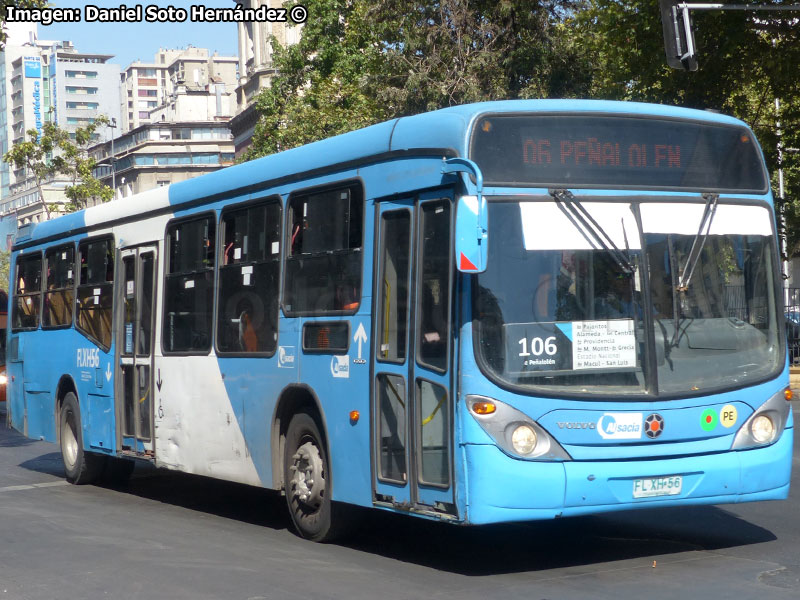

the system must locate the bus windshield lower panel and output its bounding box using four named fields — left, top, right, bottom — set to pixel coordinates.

left=474, top=200, right=782, bottom=397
